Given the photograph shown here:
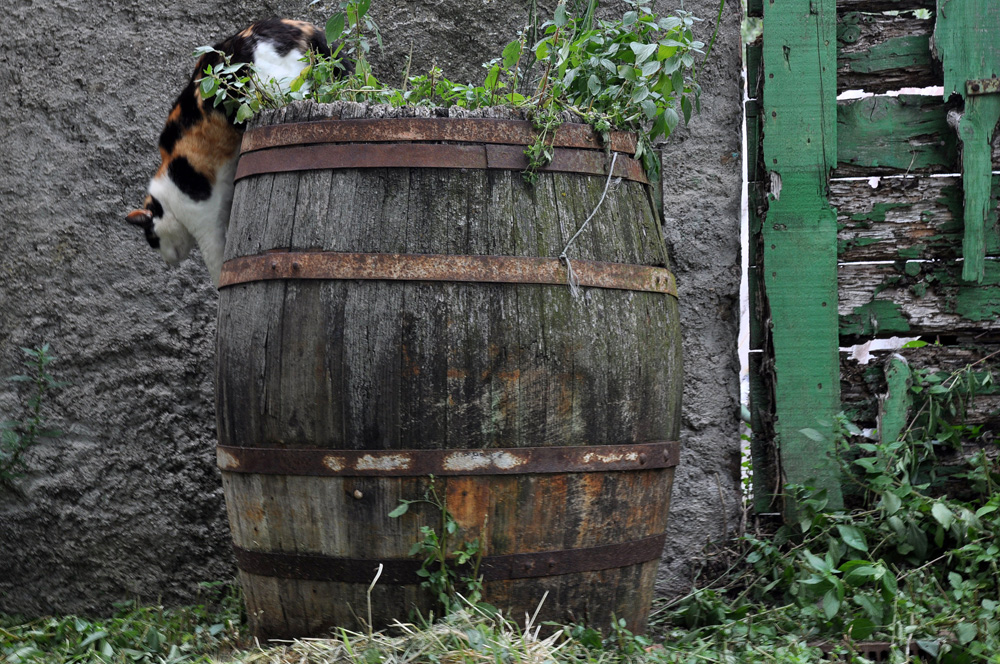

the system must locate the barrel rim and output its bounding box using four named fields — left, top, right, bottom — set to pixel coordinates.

left=240, top=117, right=639, bottom=155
